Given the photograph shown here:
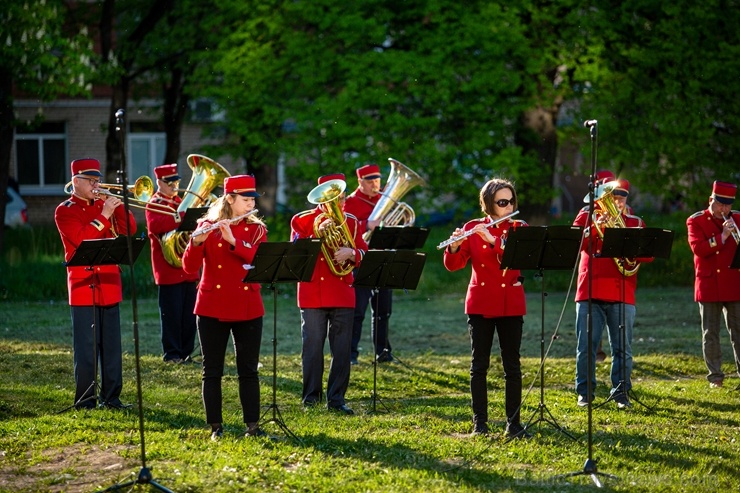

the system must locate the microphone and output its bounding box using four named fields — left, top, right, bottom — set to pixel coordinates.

left=583, top=119, right=598, bottom=127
